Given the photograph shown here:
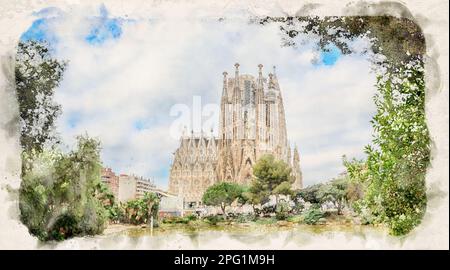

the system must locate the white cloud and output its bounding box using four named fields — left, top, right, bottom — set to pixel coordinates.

left=283, top=56, right=376, bottom=185
left=40, top=6, right=377, bottom=189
